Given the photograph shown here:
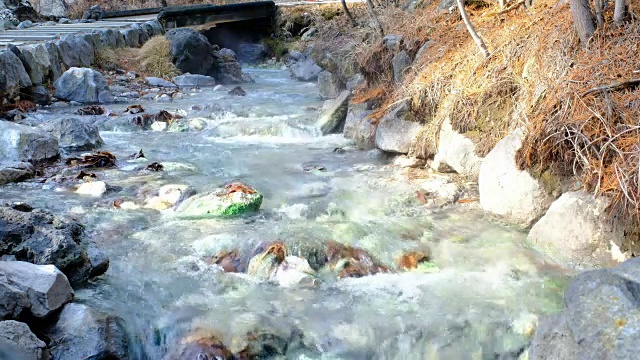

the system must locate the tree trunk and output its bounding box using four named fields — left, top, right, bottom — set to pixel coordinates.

left=341, top=0, right=357, bottom=27
left=614, top=0, right=626, bottom=23
left=365, top=0, right=385, bottom=36
left=570, top=0, right=597, bottom=44
left=456, top=0, right=490, bottom=58
left=595, top=0, right=604, bottom=27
